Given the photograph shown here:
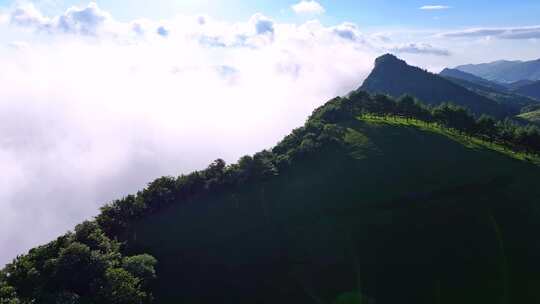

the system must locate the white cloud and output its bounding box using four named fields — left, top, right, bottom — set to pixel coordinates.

left=291, top=0, right=325, bottom=15
left=332, top=22, right=363, bottom=42
left=391, top=42, right=450, bottom=56
left=0, top=12, right=8, bottom=24
left=439, top=25, right=540, bottom=40
left=250, top=13, right=274, bottom=35
left=420, top=5, right=451, bottom=10
left=9, top=2, right=113, bottom=36
left=0, top=4, right=377, bottom=266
